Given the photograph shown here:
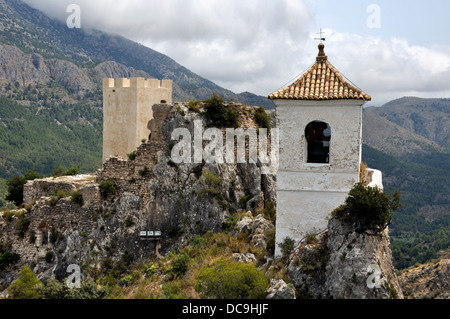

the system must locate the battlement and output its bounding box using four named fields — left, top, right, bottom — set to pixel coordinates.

left=103, top=77, right=172, bottom=90
left=102, top=77, right=173, bottom=162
